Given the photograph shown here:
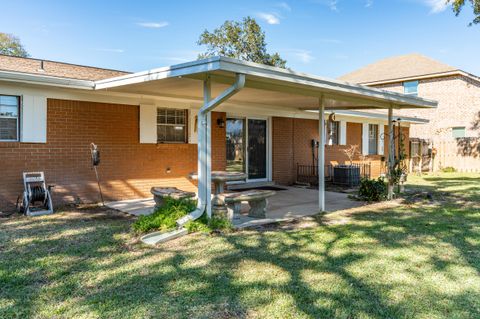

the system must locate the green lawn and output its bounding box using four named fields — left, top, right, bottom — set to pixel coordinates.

left=1, top=173, right=479, bottom=318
